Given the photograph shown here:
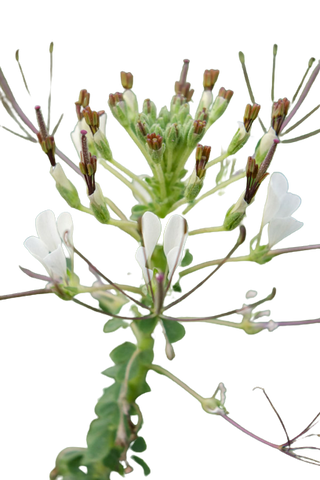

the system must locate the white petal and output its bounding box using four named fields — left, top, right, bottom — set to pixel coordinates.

left=43, top=245, right=67, bottom=281
left=262, top=172, right=287, bottom=226
left=275, top=192, right=301, bottom=219
left=35, top=210, right=61, bottom=252
left=163, top=215, right=188, bottom=258
left=71, top=118, right=87, bottom=156
left=166, top=246, right=181, bottom=280
left=135, top=246, right=153, bottom=284
left=141, top=212, right=161, bottom=261
left=50, top=163, right=70, bottom=190
left=24, top=236, right=50, bottom=260
left=57, top=212, right=74, bottom=246
left=268, top=217, right=303, bottom=248
left=99, top=113, right=107, bottom=134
